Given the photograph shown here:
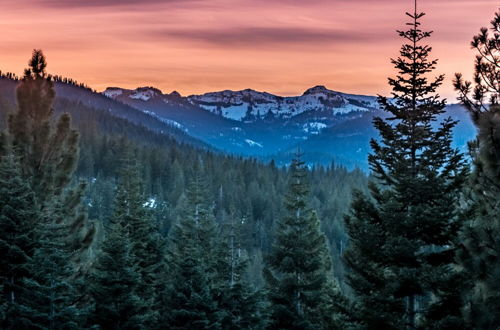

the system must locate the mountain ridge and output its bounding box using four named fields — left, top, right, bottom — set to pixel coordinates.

left=100, top=84, right=476, bottom=169
left=103, top=85, right=379, bottom=122
left=1, top=76, right=474, bottom=171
